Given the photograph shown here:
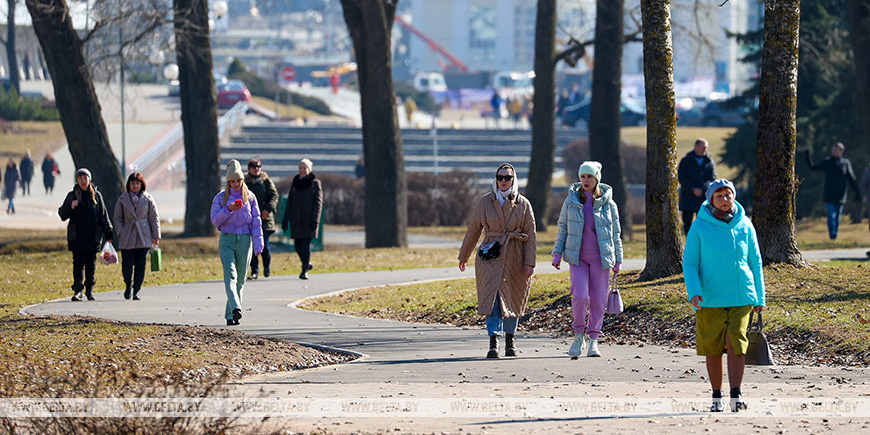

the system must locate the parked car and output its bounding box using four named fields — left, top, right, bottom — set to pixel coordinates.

left=700, top=100, right=749, bottom=127
left=562, top=98, right=646, bottom=128
left=216, top=80, right=252, bottom=110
